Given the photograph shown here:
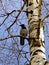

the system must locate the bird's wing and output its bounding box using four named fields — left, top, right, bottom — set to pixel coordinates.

left=20, top=29, right=28, bottom=37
